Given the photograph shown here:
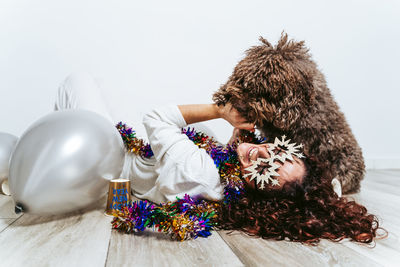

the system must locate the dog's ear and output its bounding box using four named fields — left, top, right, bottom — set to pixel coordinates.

left=245, top=65, right=316, bottom=131
left=212, top=84, right=229, bottom=106
left=270, top=78, right=315, bottom=130
left=213, top=85, right=259, bottom=123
